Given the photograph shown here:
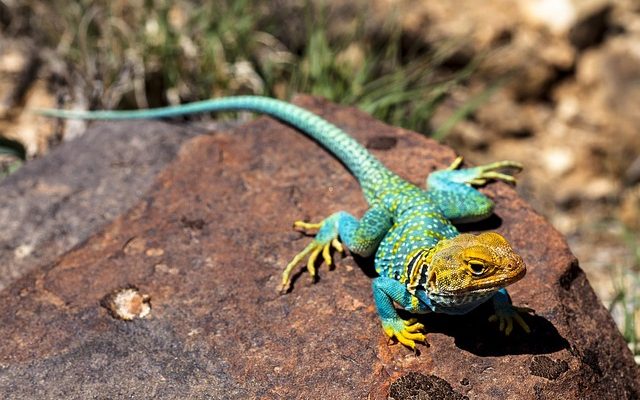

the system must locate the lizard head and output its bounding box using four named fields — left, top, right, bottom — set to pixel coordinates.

left=410, top=232, right=525, bottom=305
